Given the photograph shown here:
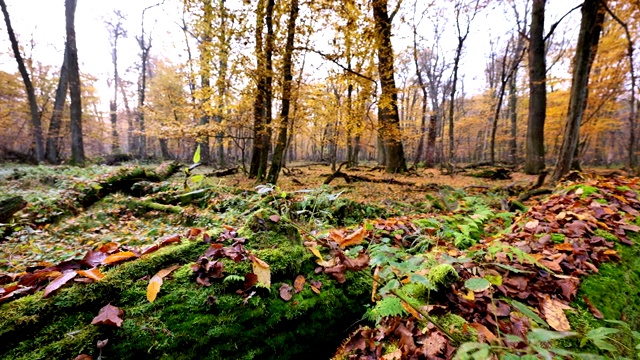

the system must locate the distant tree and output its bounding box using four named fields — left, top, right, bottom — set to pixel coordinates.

left=0, top=0, right=45, bottom=163
left=105, top=11, right=127, bottom=154
left=45, top=46, right=69, bottom=164
left=552, top=0, right=605, bottom=181
left=66, top=0, right=85, bottom=166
